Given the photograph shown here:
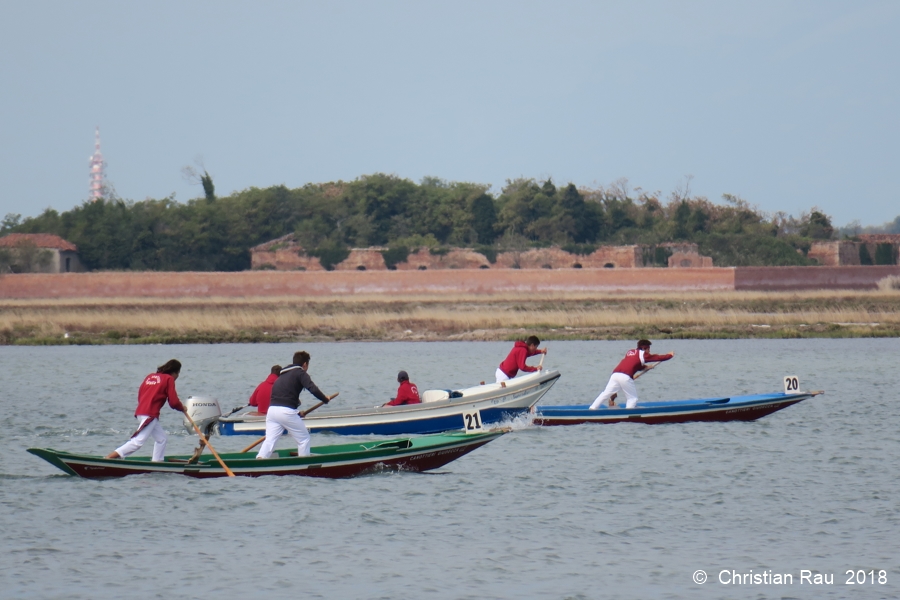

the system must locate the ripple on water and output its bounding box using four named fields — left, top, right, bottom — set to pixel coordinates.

left=1, top=339, right=898, bottom=600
